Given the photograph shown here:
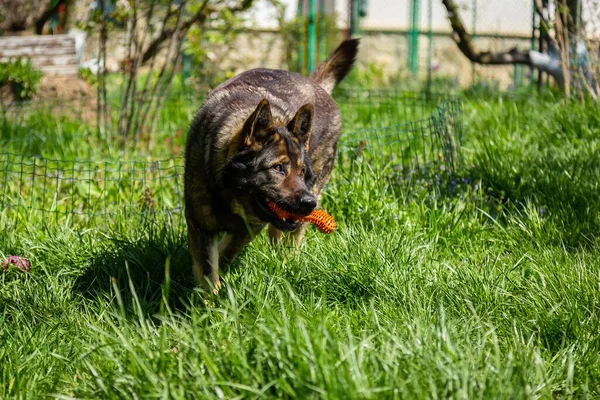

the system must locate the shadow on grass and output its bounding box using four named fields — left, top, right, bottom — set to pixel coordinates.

left=381, top=146, right=600, bottom=249
left=470, top=142, right=600, bottom=248
left=73, top=228, right=197, bottom=316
